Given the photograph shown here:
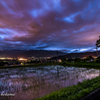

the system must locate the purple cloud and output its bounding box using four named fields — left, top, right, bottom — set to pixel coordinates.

left=0, top=0, right=100, bottom=52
